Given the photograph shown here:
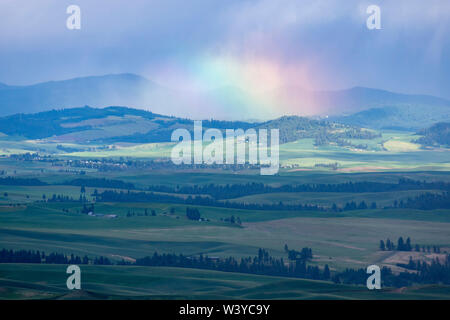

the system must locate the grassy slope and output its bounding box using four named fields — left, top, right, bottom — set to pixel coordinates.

left=1, top=264, right=449, bottom=300
left=1, top=128, right=450, bottom=172
left=226, top=190, right=442, bottom=207
left=1, top=148, right=450, bottom=299
left=1, top=202, right=449, bottom=270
